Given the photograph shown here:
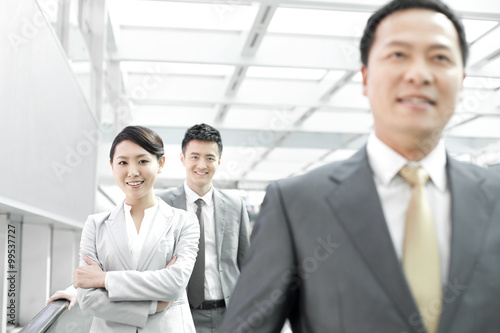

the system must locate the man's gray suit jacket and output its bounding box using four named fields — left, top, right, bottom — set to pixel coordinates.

left=220, top=147, right=500, bottom=333
left=158, top=185, right=251, bottom=306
